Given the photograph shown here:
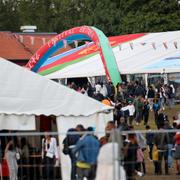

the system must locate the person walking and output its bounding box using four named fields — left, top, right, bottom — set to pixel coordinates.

left=143, top=100, right=150, bottom=126
left=154, top=125, right=170, bottom=175
left=134, top=96, right=144, bottom=125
